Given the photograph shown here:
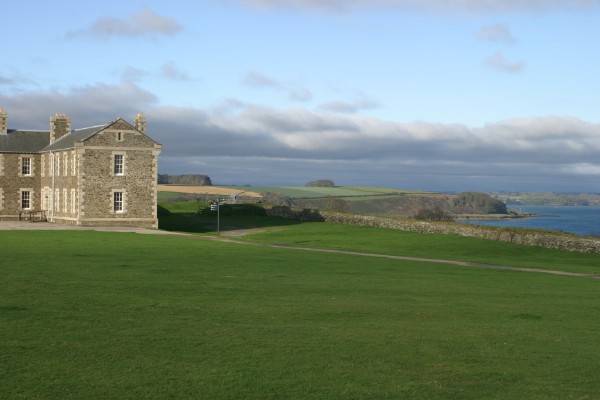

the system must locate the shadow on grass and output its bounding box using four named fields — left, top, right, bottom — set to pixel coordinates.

left=158, top=202, right=302, bottom=235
